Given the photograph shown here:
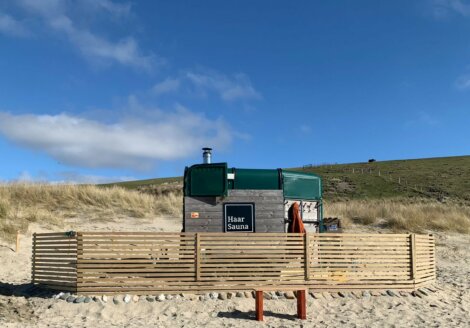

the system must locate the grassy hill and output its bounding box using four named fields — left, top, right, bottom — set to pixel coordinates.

left=104, top=155, right=470, bottom=203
